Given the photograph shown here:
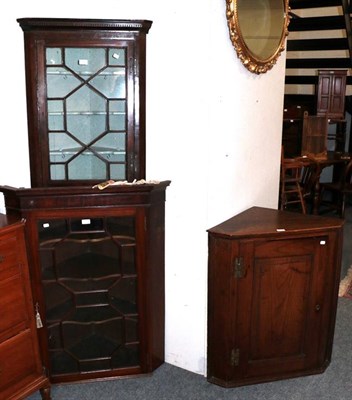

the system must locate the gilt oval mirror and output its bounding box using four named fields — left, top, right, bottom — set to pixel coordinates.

left=226, top=0, right=290, bottom=74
